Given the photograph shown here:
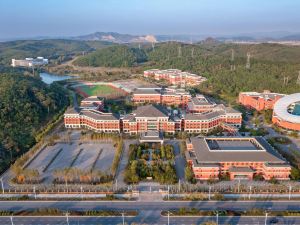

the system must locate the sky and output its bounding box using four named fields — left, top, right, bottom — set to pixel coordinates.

left=1, top=0, right=300, bottom=40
